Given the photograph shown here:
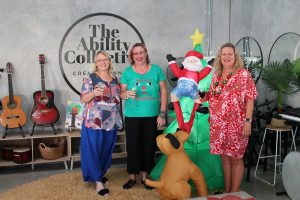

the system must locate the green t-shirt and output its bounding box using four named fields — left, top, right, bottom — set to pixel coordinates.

left=120, top=64, right=166, bottom=117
